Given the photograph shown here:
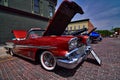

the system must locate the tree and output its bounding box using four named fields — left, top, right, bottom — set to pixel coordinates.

left=112, top=27, right=120, bottom=32
left=96, top=30, right=112, bottom=37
